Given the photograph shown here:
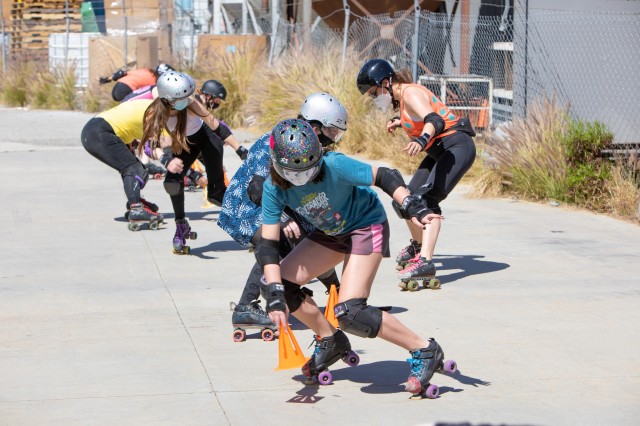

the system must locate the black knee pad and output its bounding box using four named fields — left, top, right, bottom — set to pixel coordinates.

left=122, top=162, right=149, bottom=189
left=282, top=278, right=313, bottom=313
left=334, top=298, right=382, bottom=338
left=416, top=183, right=444, bottom=215
left=163, top=178, right=183, bottom=196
